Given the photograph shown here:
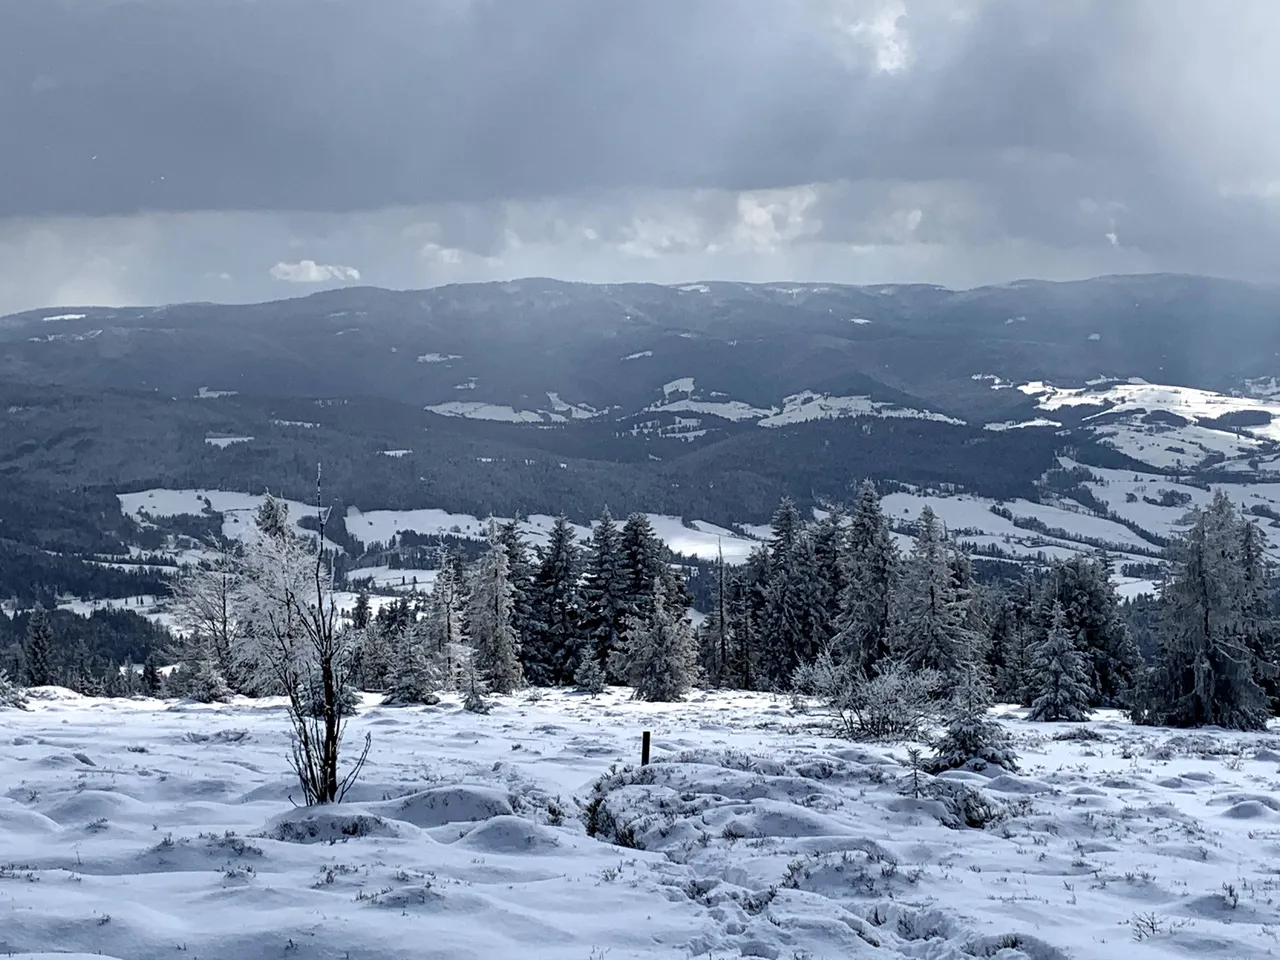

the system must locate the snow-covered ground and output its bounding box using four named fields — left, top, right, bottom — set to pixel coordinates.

left=1013, top=379, right=1280, bottom=470
left=2, top=689, right=1279, bottom=959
